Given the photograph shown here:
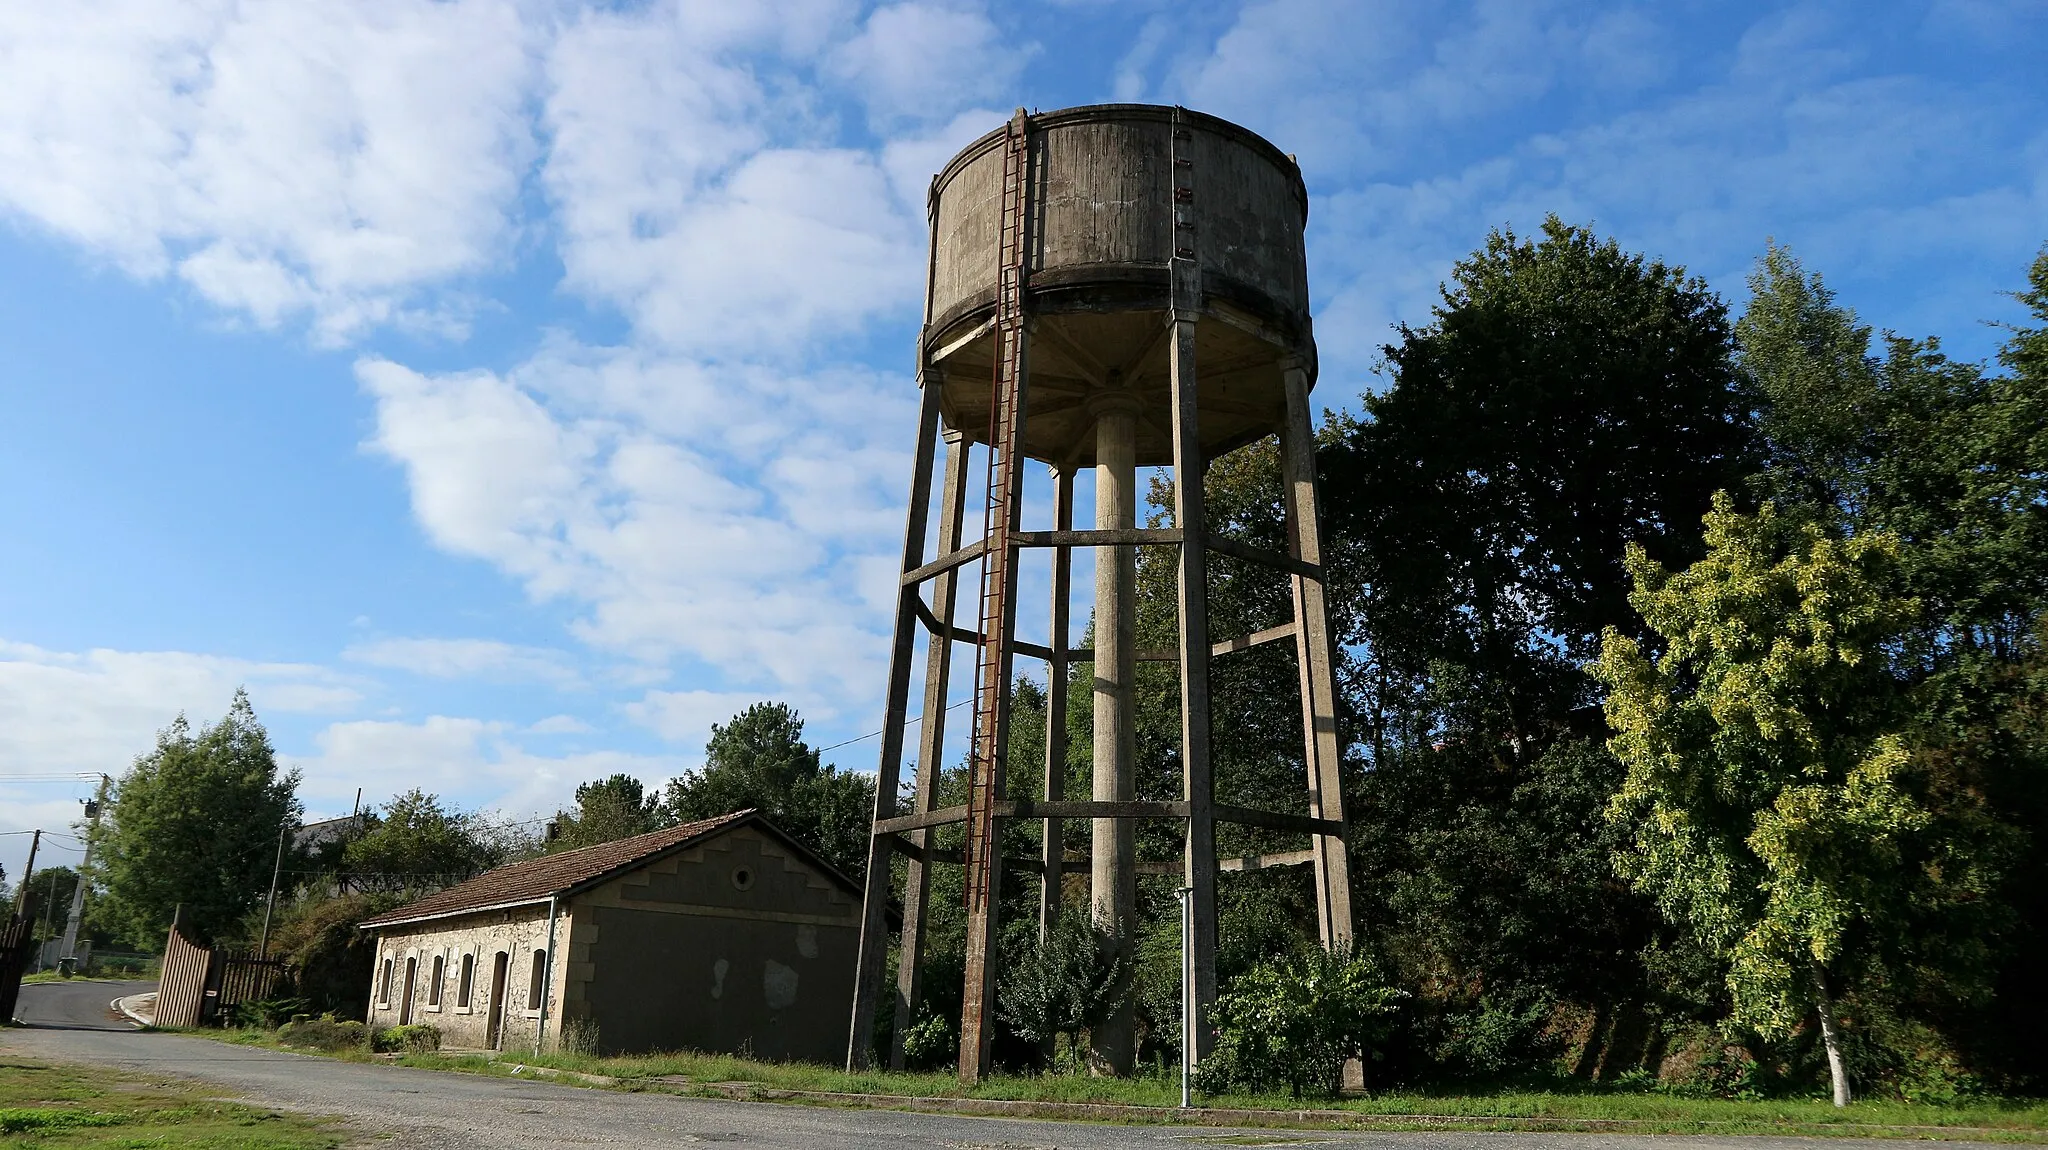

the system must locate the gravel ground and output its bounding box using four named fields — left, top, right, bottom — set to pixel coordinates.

left=1, top=981, right=2005, bottom=1150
